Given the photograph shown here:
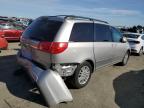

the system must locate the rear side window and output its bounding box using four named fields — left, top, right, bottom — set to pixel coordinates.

left=70, top=23, right=93, bottom=42
left=23, top=17, right=62, bottom=41
left=94, top=24, right=112, bottom=42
